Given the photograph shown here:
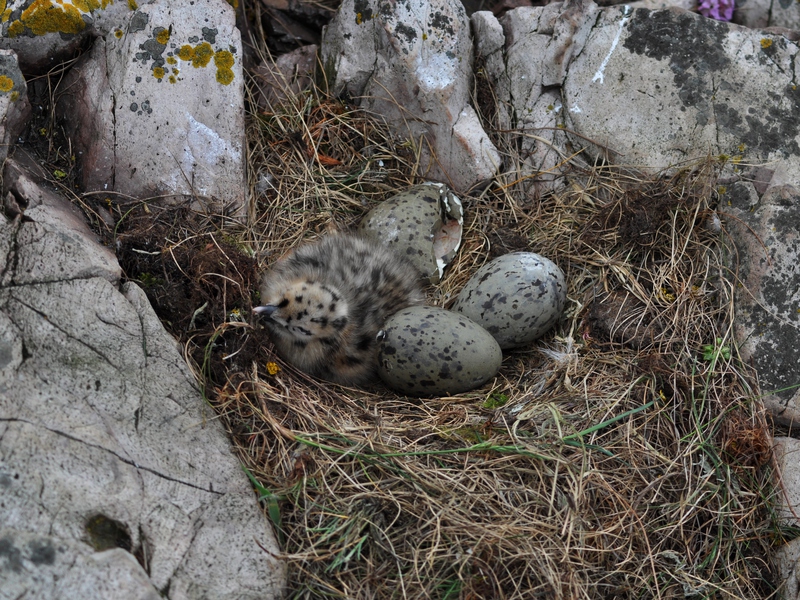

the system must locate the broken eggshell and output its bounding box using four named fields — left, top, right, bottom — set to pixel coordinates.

left=377, top=306, right=502, bottom=396
left=451, top=252, right=567, bottom=350
left=359, top=182, right=463, bottom=283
